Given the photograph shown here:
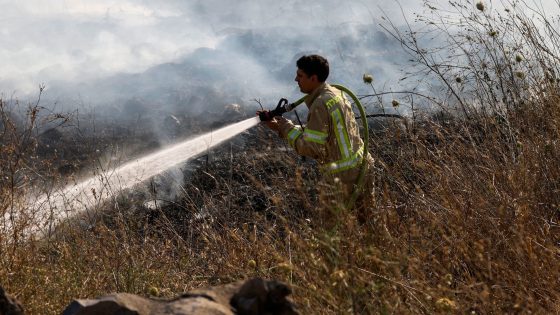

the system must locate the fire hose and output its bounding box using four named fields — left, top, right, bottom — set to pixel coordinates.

left=259, top=84, right=369, bottom=210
